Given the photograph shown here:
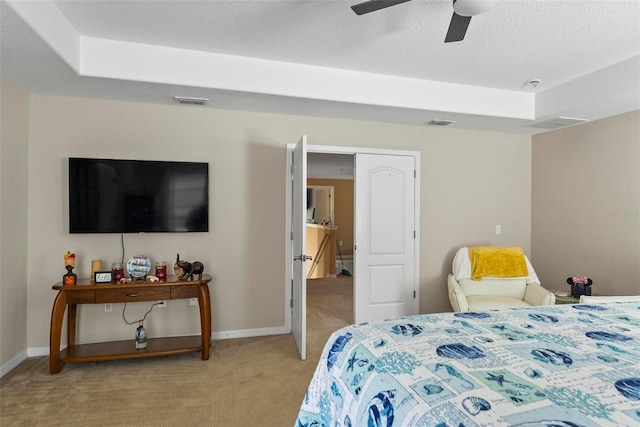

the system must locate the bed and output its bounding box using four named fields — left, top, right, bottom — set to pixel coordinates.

left=295, top=302, right=640, bottom=426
